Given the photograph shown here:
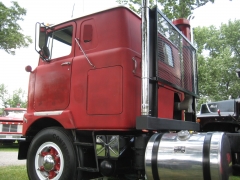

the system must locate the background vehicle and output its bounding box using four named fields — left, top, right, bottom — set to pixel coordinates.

left=197, top=99, right=240, bottom=132
left=0, top=107, right=26, bottom=144
left=18, top=1, right=238, bottom=179
left=198, top=99, right=240, bottom=175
